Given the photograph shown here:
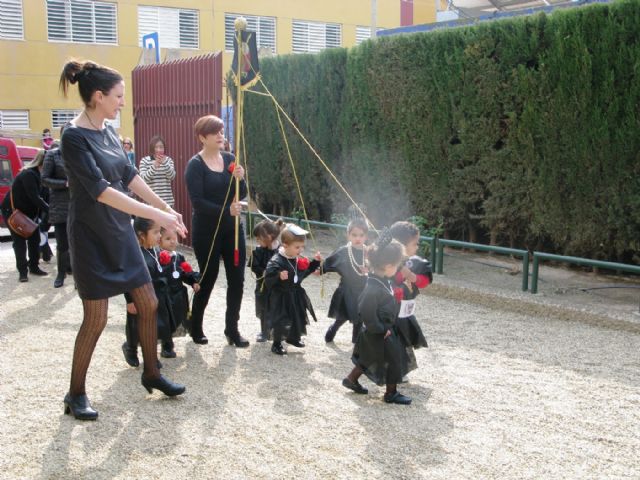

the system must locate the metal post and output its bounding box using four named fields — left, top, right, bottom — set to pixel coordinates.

left=430, top=237, right=437, bottom=271
left=371, top=0, right=378, bottom=38
left=531, top=254, right=539, bottom=294
left=436, top=241, right=444, bottom=274
left=521, top=253, right=529, bottom=291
